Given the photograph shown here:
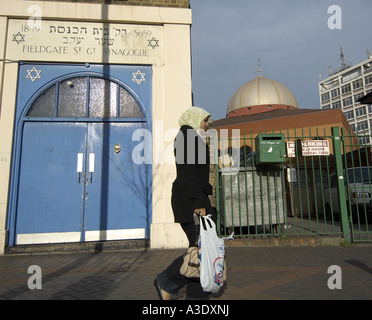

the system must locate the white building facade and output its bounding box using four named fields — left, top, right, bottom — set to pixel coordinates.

left=319, top=53, right=372, bottom=144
